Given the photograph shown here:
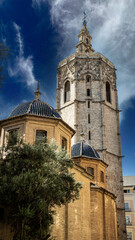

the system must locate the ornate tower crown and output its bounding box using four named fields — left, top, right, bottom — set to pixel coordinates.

left=76, top=13, right=94, bottom=54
